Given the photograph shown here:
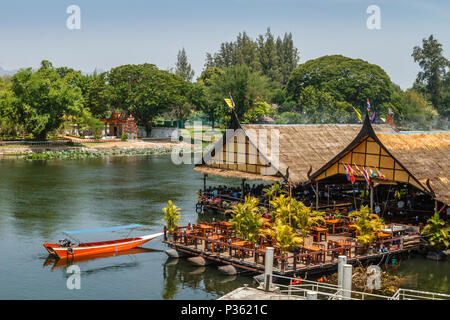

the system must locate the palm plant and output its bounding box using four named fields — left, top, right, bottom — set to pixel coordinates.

left=269, top=194, right=291, bottom=224
left=263, top=183, right=286, bottom=207
left=226, top=195, right=263, bottom=245
left=265, top=220, right=303, bottom=256
left=292, top=204, right=325, bottom=241
left=421, top=212, right=449, bottom=249
left=162, top=200, right=182, bottom=232
left=349, top=205, right=383, bottom=245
